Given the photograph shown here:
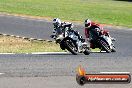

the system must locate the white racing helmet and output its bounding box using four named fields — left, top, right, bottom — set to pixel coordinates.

left=53, top=18, right=61, bottom=27
left=84, top=19, right=91, bottom=28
